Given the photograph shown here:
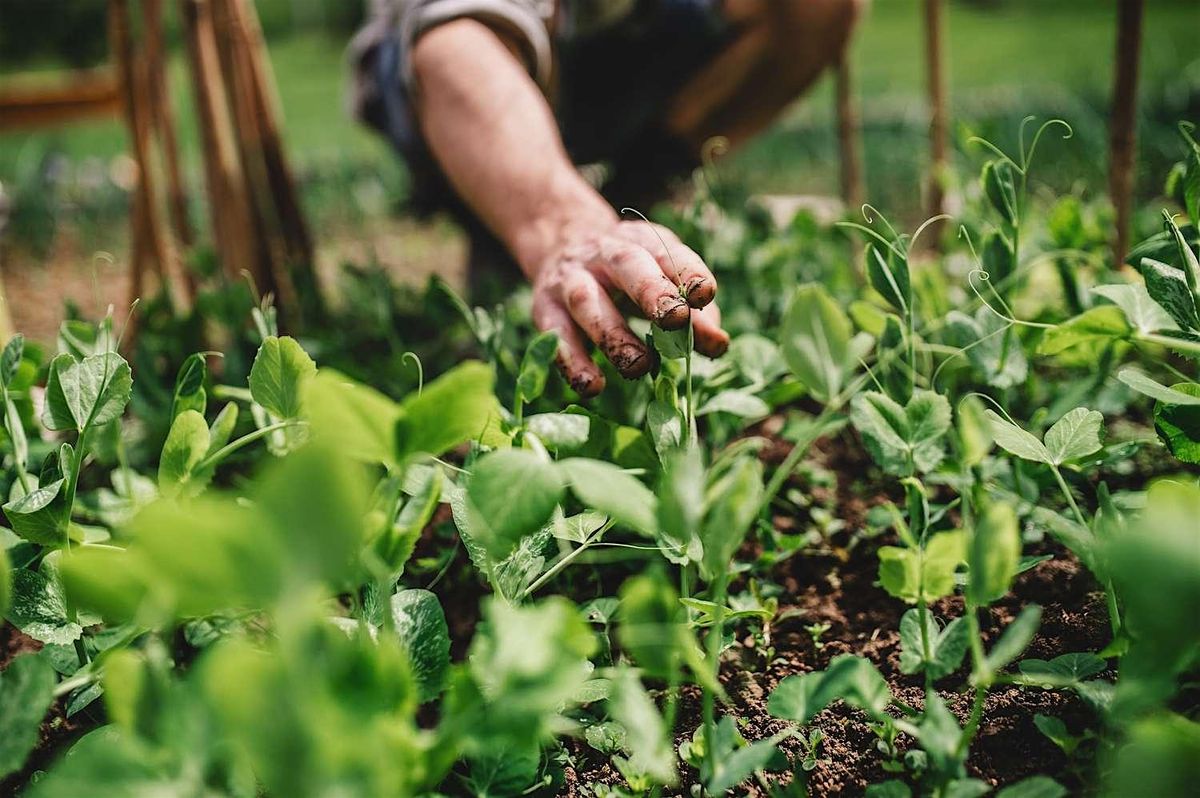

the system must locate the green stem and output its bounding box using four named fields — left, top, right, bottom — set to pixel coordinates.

left=685, top=323, right=696, bottom=447
left=918, top=602, right=934, bottom=692
left=193, top=420, right=305, bottom=472
left=703, top=574, right=728, bottom=791
left=957, top=606, right=988, bottom=758
left=1049, top=465, right=1119, bottom=636
left=62, top=425, right=91, bottom=550
left=517, top=520, right=613, bottom=600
